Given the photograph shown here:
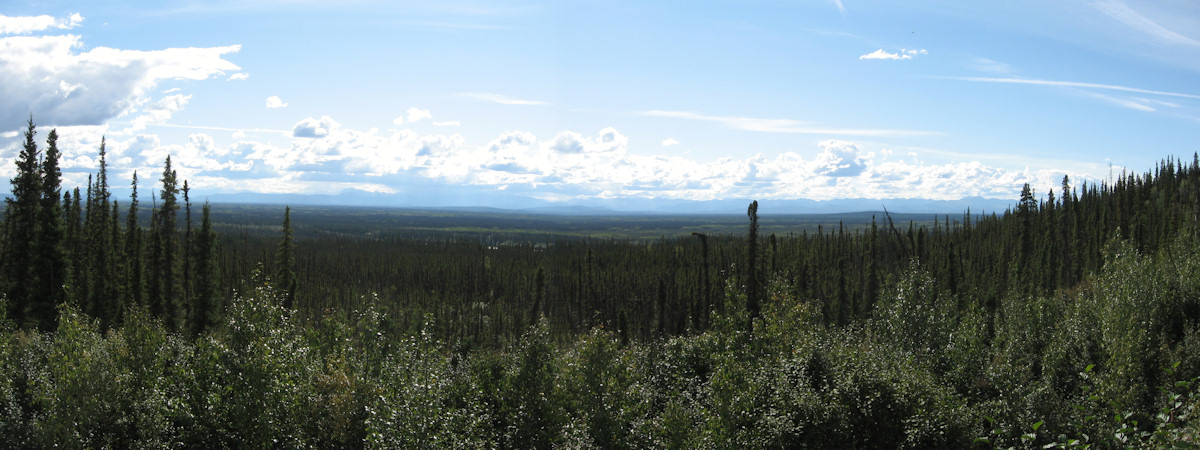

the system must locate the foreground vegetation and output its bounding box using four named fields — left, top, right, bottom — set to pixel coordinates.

left=3, top=232, right=1200, bottom=447
left=6, top=120, right=1200, bottom=446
